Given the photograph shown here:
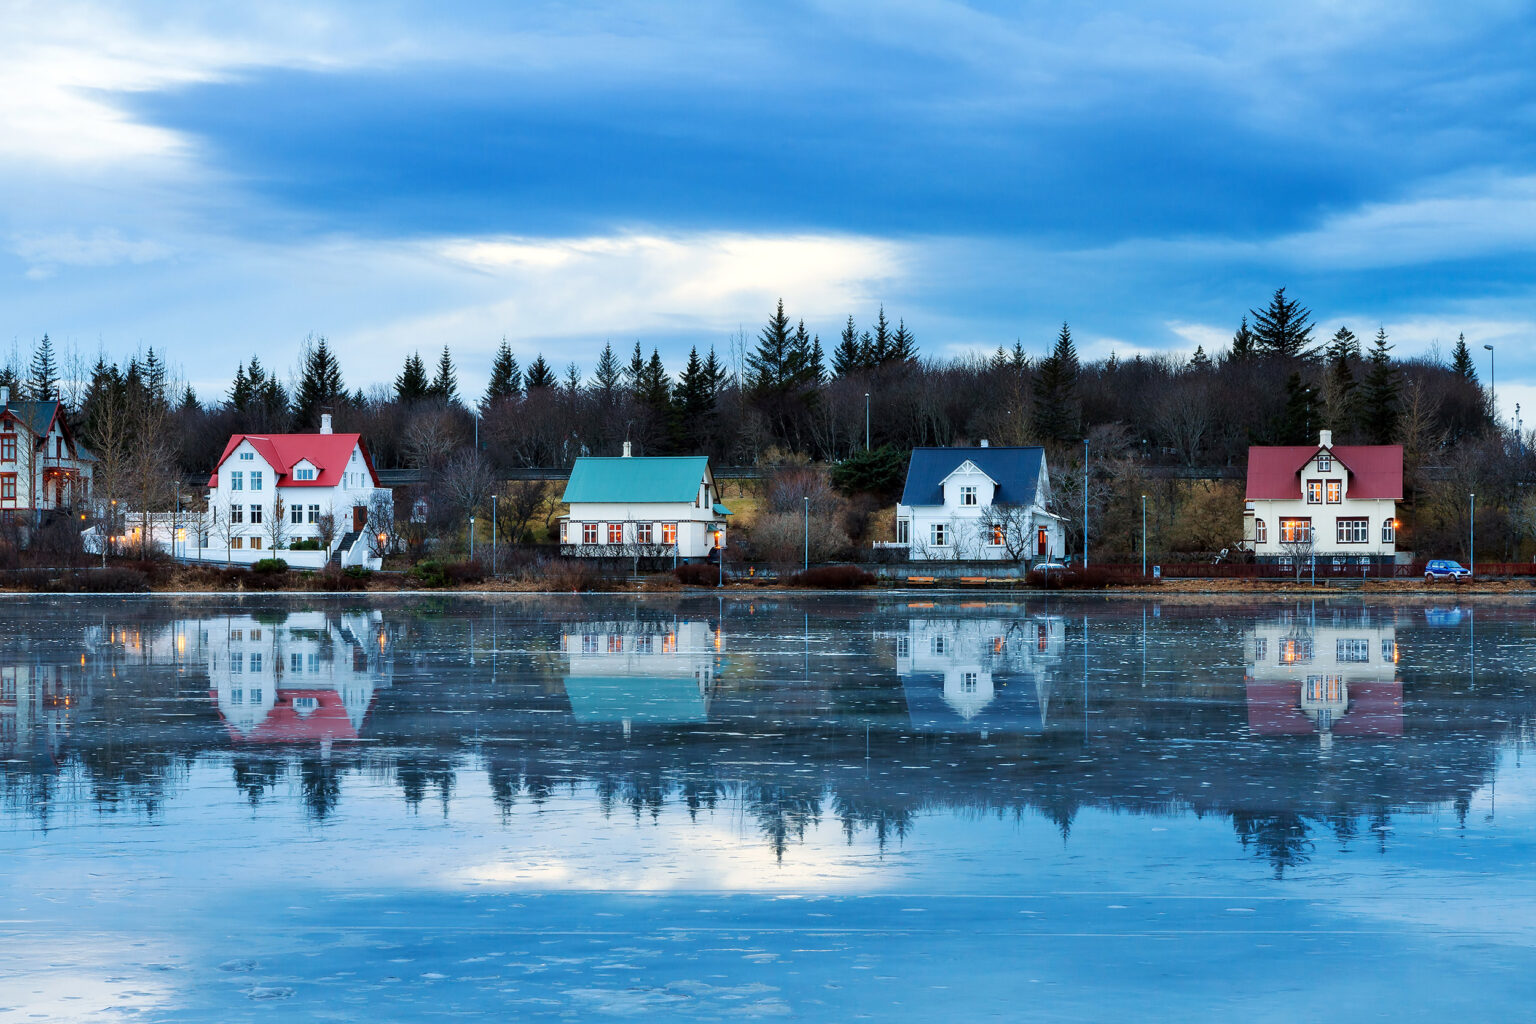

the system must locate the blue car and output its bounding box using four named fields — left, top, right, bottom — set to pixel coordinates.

left=1424, top=559, right=1471, bottom=582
